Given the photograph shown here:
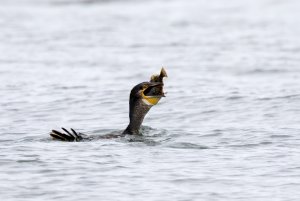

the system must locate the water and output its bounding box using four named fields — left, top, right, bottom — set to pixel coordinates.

left=1, top=0, right=300, bottom=200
